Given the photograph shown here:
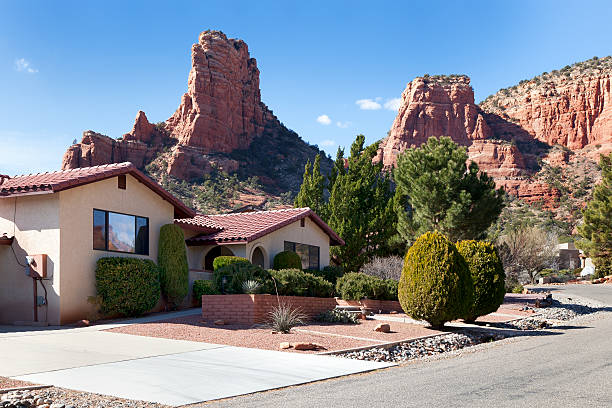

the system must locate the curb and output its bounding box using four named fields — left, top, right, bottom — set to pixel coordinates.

left=0, top=385, right=52, bottom=393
